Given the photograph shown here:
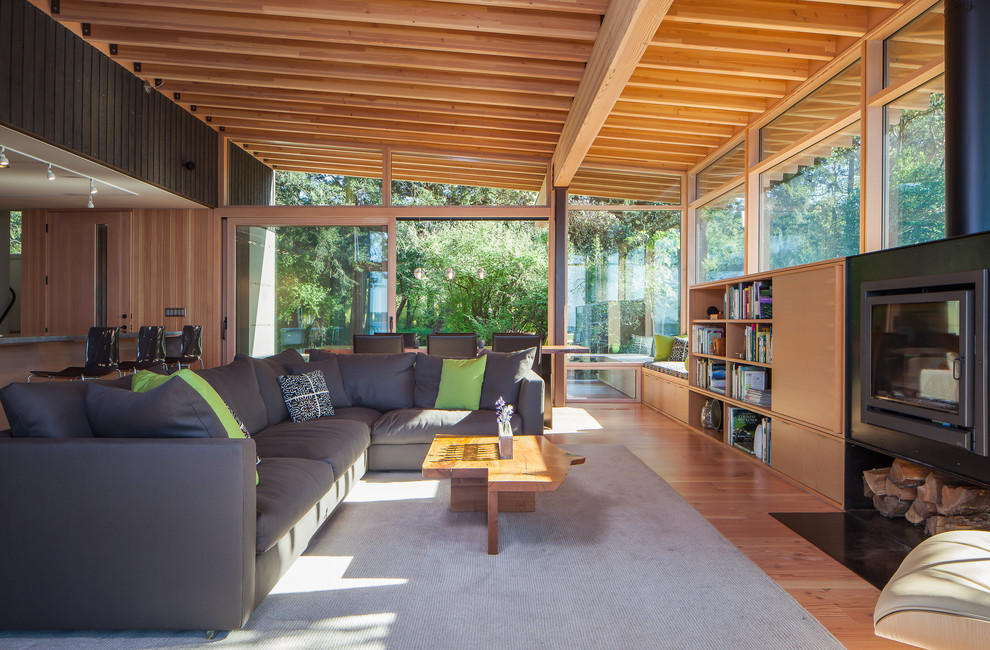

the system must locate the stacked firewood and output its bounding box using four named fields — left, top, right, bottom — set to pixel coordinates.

left=864, top=458, right=990, bottom=537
